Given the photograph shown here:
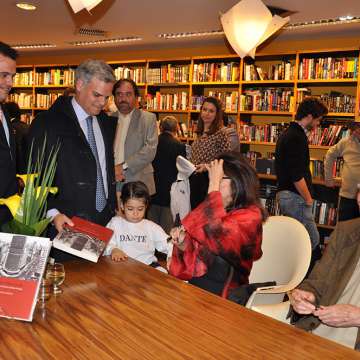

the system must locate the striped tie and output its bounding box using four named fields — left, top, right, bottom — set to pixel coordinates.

left=86, top=116, right=107, bottom=212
